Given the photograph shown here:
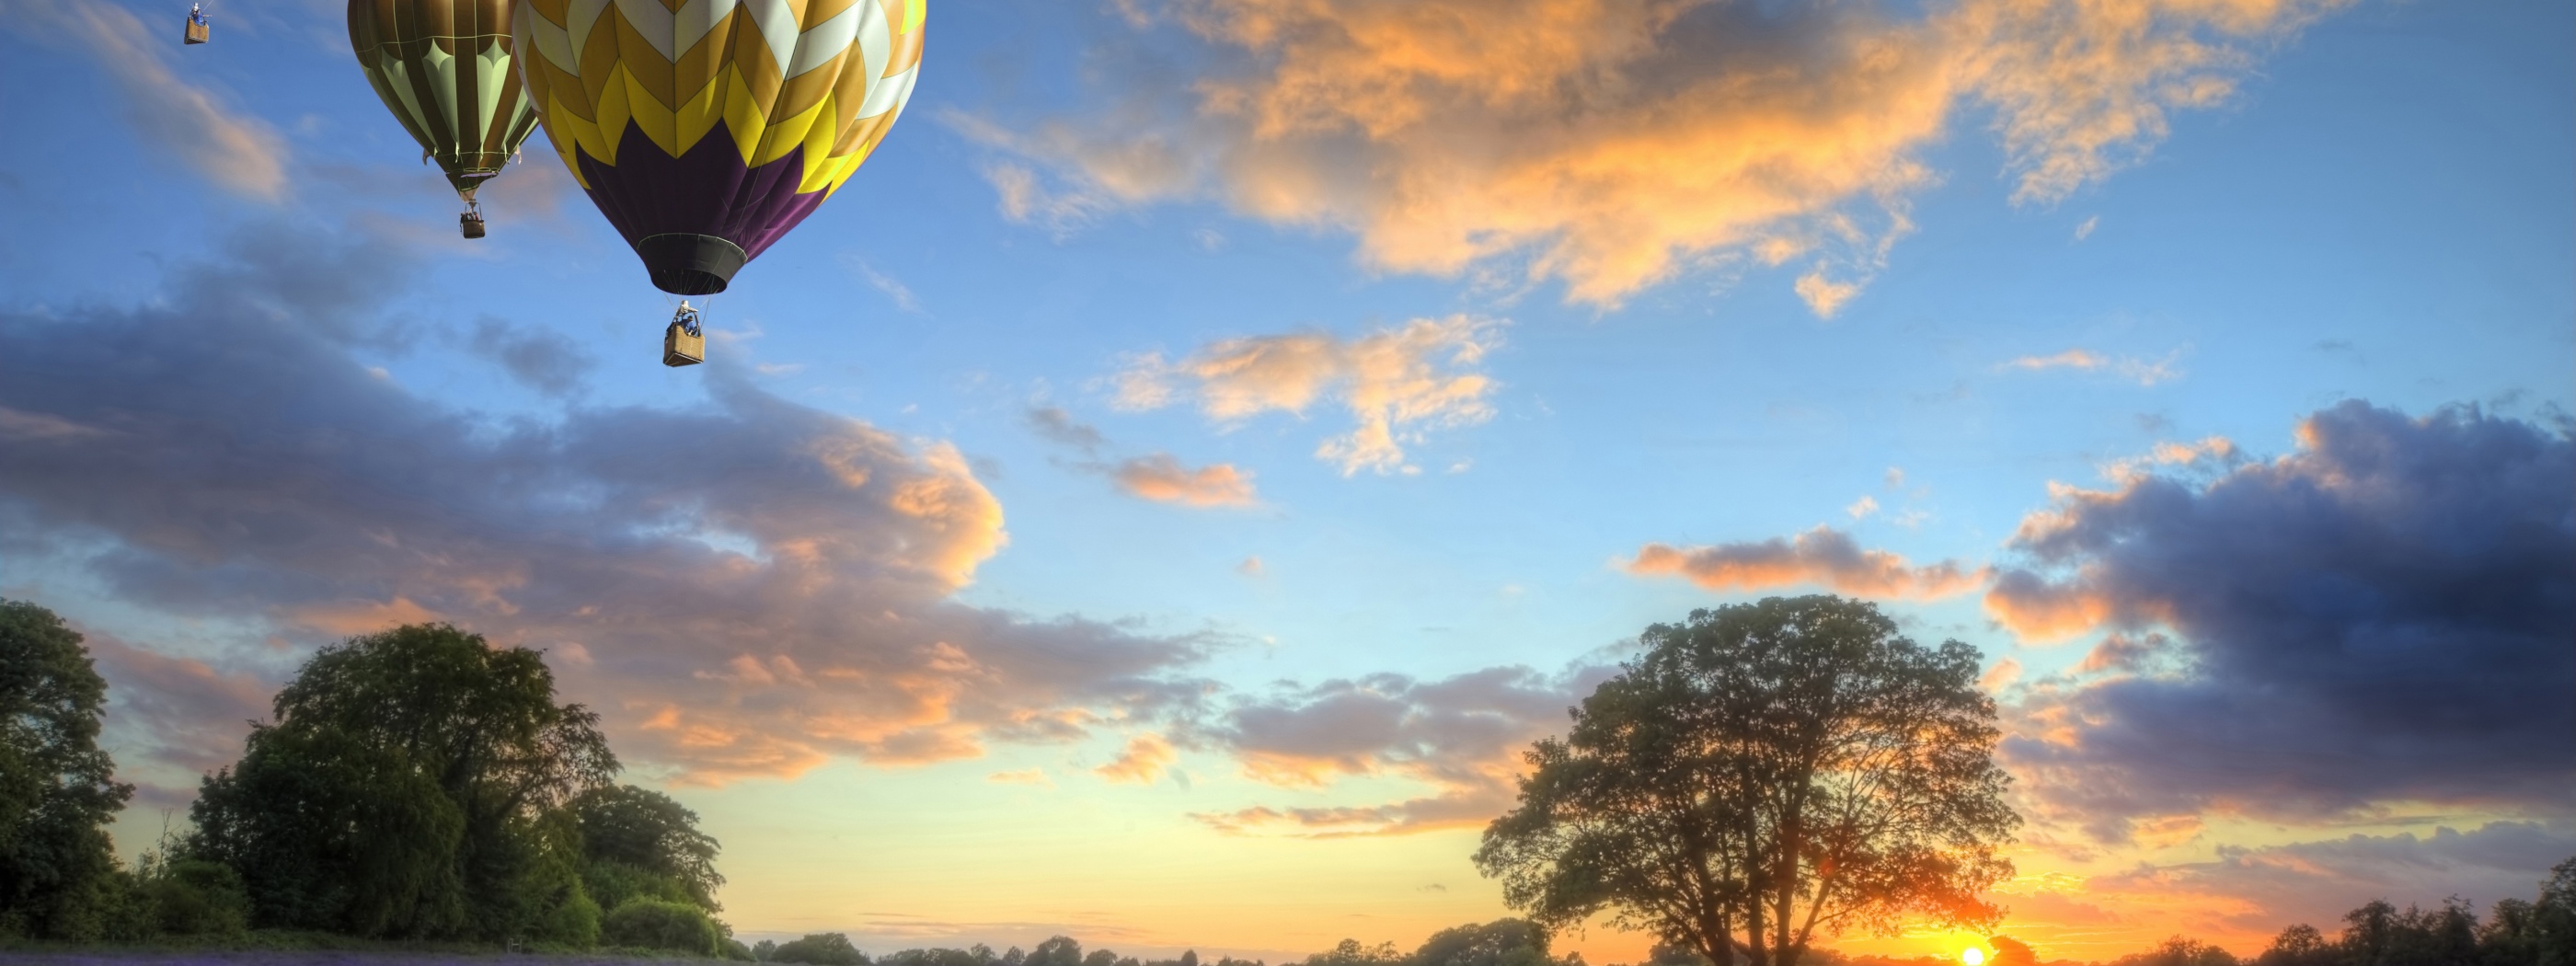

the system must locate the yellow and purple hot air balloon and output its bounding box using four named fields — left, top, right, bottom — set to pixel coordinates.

left=349, top=0, right=545, bottom=238
left=512, top=0, right=925, bottom=351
